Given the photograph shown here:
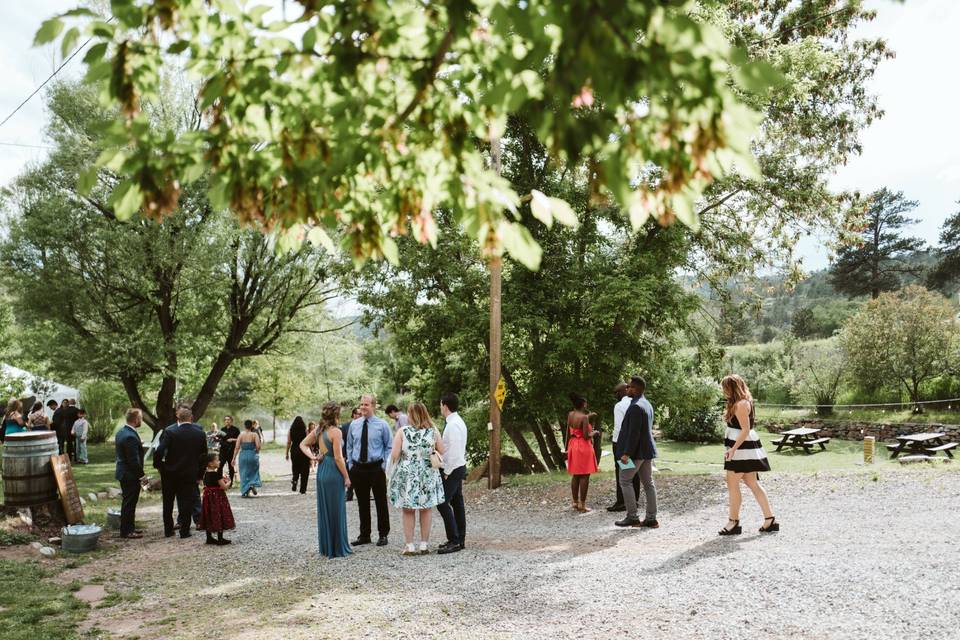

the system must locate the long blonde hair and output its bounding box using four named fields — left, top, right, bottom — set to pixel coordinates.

left=4, top=398, right=21, bottom=420
left=406, top=402, right=433, bottom=429
left=720, top=374, right=753, bottom=421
